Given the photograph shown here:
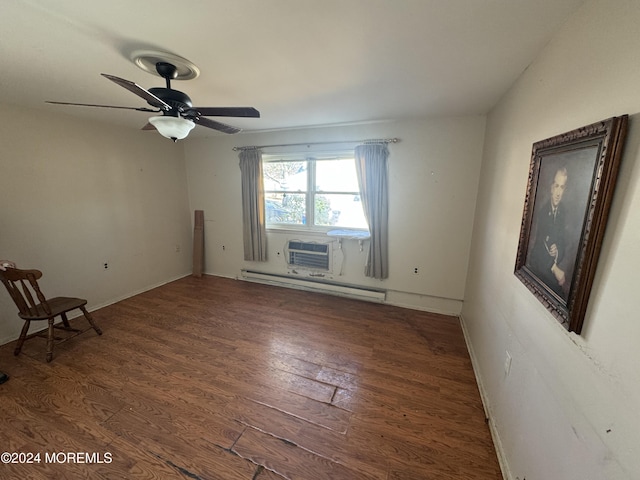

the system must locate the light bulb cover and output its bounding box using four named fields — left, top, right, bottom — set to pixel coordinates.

left=148, top=115, right=195, bottom=140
